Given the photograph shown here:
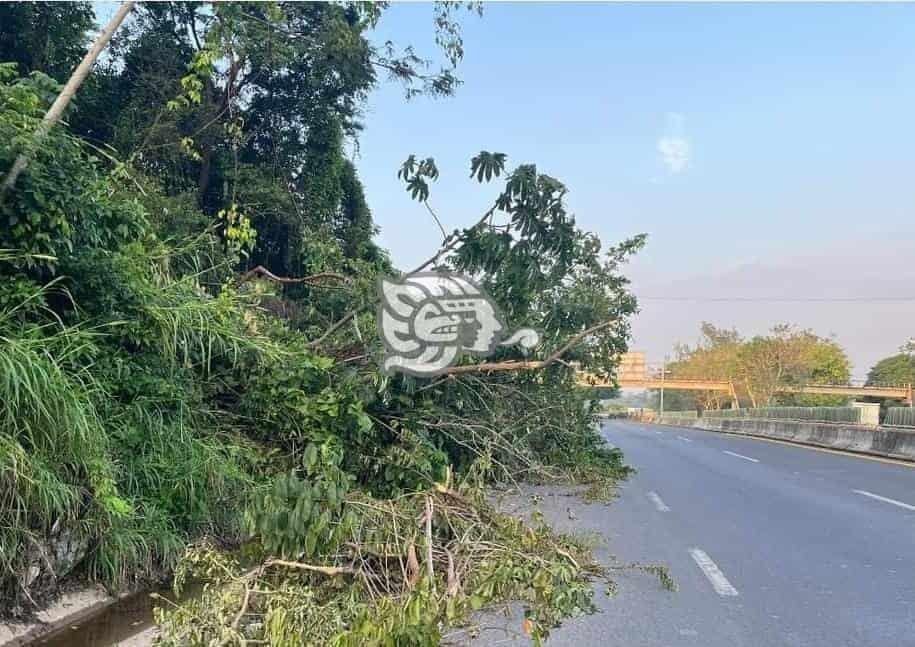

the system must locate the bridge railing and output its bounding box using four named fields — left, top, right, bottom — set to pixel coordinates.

left=581, top=372, right=912, bottom=404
